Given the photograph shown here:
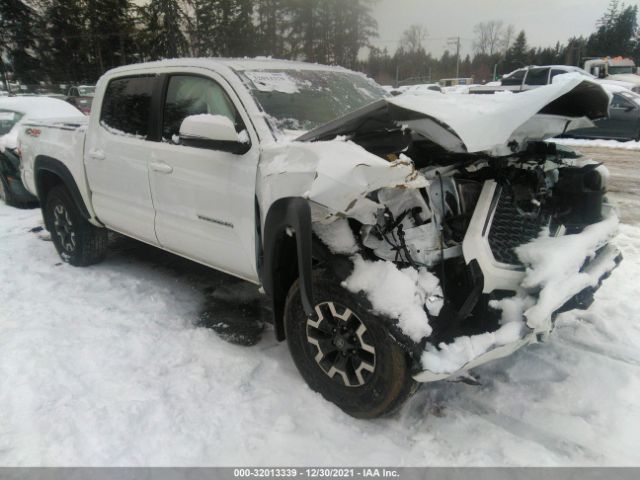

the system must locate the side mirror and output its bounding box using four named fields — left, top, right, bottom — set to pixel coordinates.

left=179, top=114, right=250, bottom=154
